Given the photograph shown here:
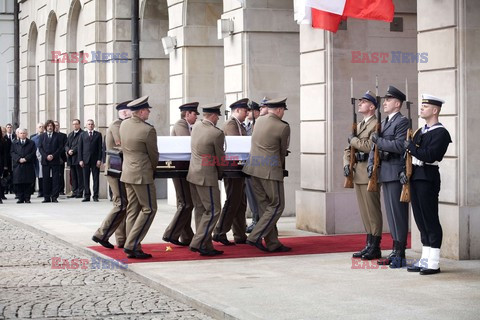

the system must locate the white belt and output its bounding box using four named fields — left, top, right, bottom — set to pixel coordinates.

left=412, top=156, right=438, bottom=167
